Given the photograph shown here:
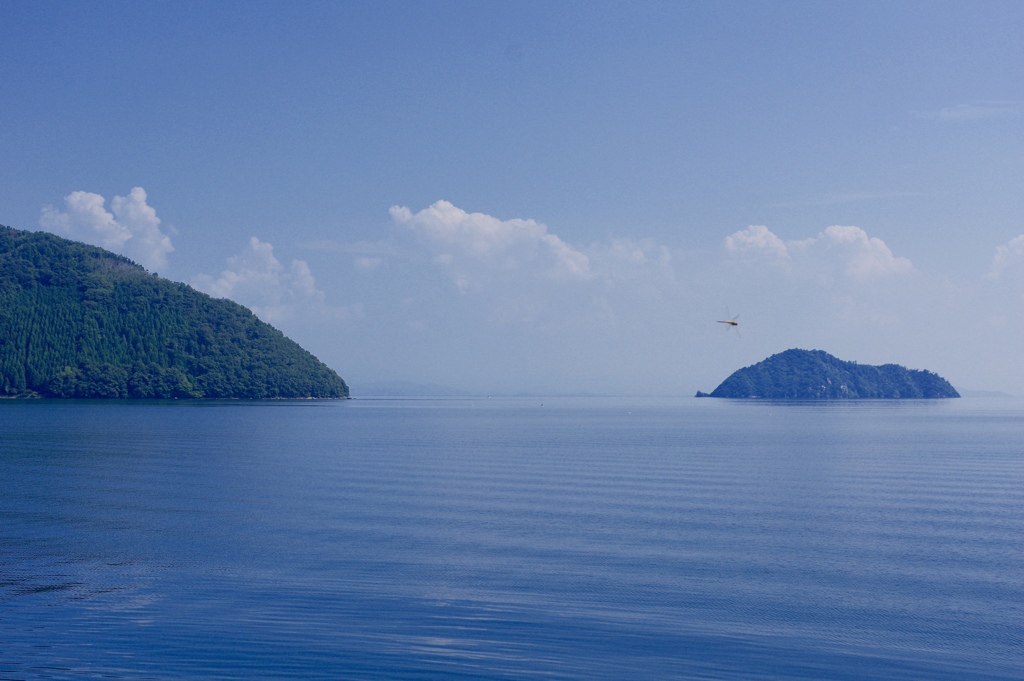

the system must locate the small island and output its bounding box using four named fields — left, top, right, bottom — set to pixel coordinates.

left=1, top=225, right=348, bottom=399
left=696, top=349, right=959, bottom=399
